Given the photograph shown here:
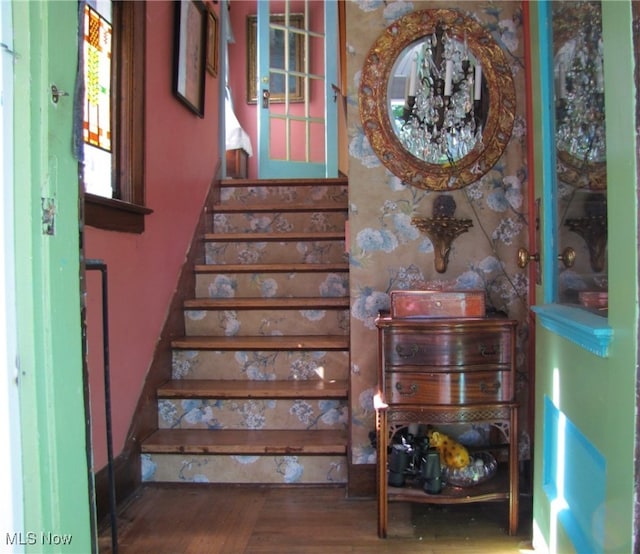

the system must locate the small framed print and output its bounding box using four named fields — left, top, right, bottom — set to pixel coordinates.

left=173, top=0, right=207, bottom=117
left=206, top=7, right=219, bottom=77
left=246, top=13, right=305, bottom=104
